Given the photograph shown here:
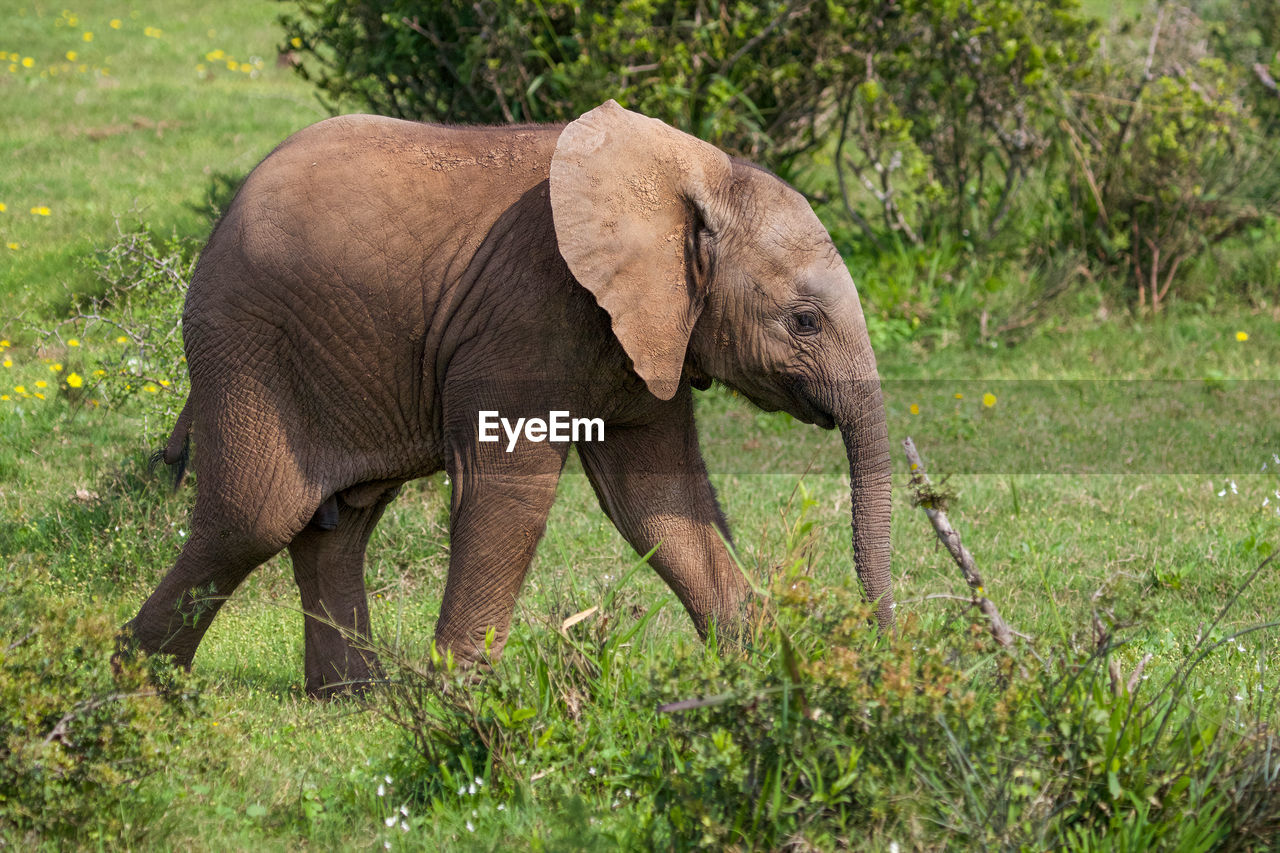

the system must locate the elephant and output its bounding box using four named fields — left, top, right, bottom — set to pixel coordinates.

left=125, top=100, right=894, bottom=698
